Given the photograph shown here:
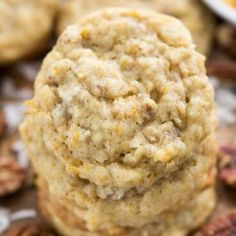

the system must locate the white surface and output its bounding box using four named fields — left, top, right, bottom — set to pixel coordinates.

left=0, top=209, right=10, bottom=234
left=1, top=78, right=33, bottom=100
left=202, top=0, right=236, bottom=26
left=11, top=209, right=37, bottom=222
left=210, top=77, right=236, bottom=125
left=0, top=208, right=37, bottom=234
left=12, top=140, right=29, bottom=168
left=3, top=103, right=25, bottom=133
